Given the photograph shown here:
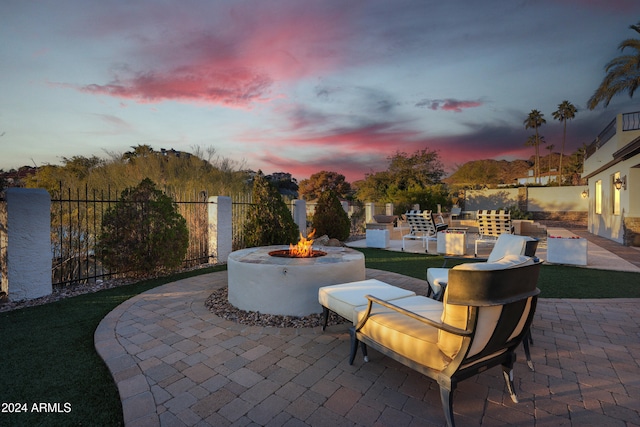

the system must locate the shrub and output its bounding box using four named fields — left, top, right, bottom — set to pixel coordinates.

left=98, top=178, right=189, bottom=276
left=504, top=205, right=533, bottom=220
left=312, top=190, right=351, bottom=241
left=243, top=174, right=299, bottom=247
